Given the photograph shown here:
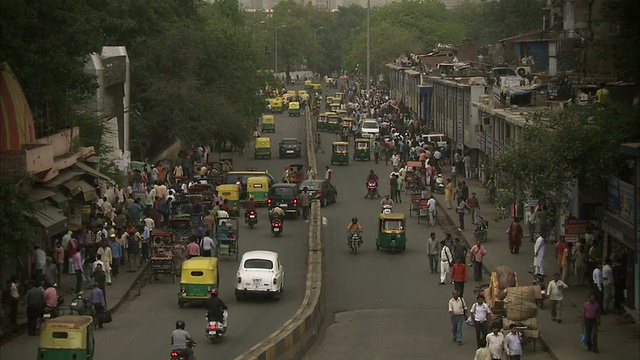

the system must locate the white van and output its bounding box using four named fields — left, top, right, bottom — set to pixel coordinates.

left=359, top=119, right=380, bottom=138
left=421, top=133, right=447, bottom=149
